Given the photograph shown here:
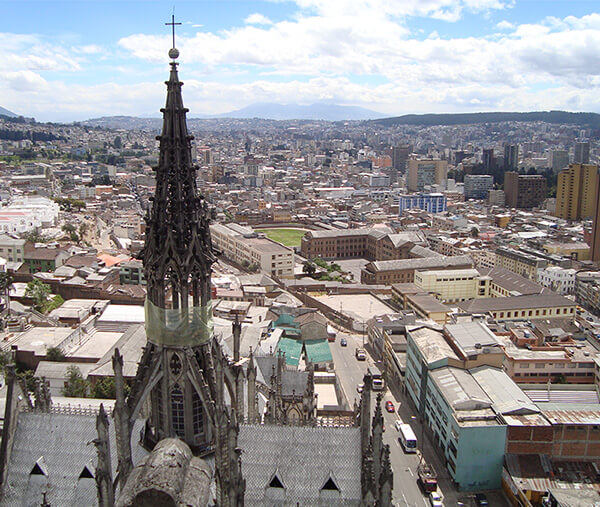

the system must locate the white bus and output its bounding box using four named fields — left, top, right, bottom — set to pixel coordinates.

left=398, top=423, right=417, bottom=453
left=368, top=366, right=385, bottom=391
